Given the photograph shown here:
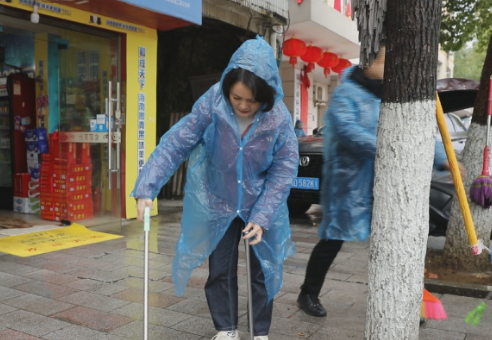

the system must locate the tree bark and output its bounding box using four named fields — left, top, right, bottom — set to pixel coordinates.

left=365, top=1, right=441, bottom=339
left=443, top=32, right=492, bottom=271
